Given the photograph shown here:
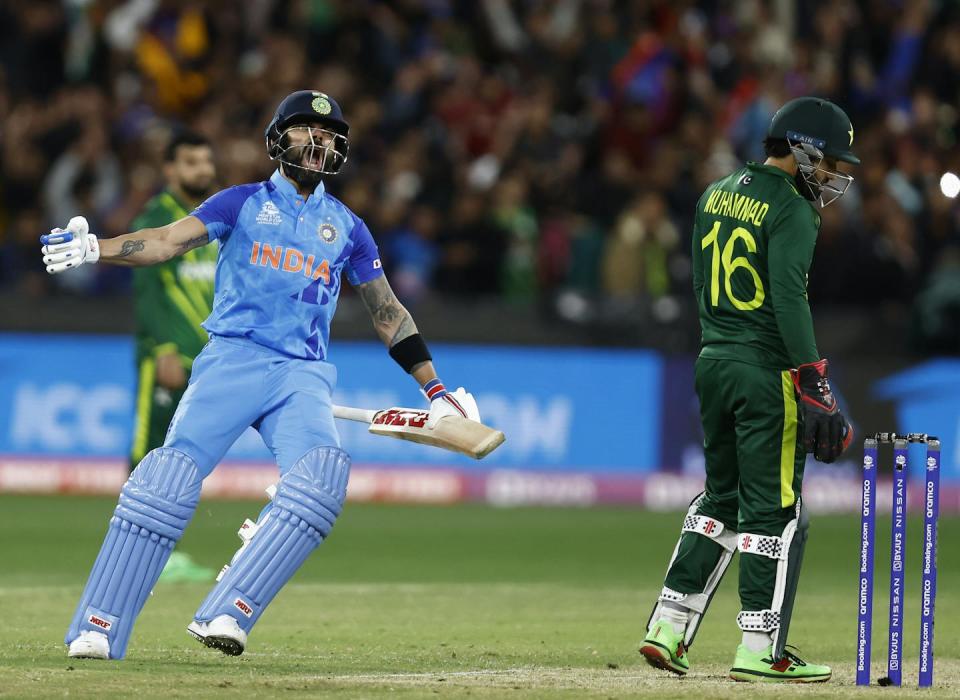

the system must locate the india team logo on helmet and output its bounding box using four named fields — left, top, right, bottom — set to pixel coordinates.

left=318, top=222, right=338, bottom=243
left=312, top=93, right=332, bottom=115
